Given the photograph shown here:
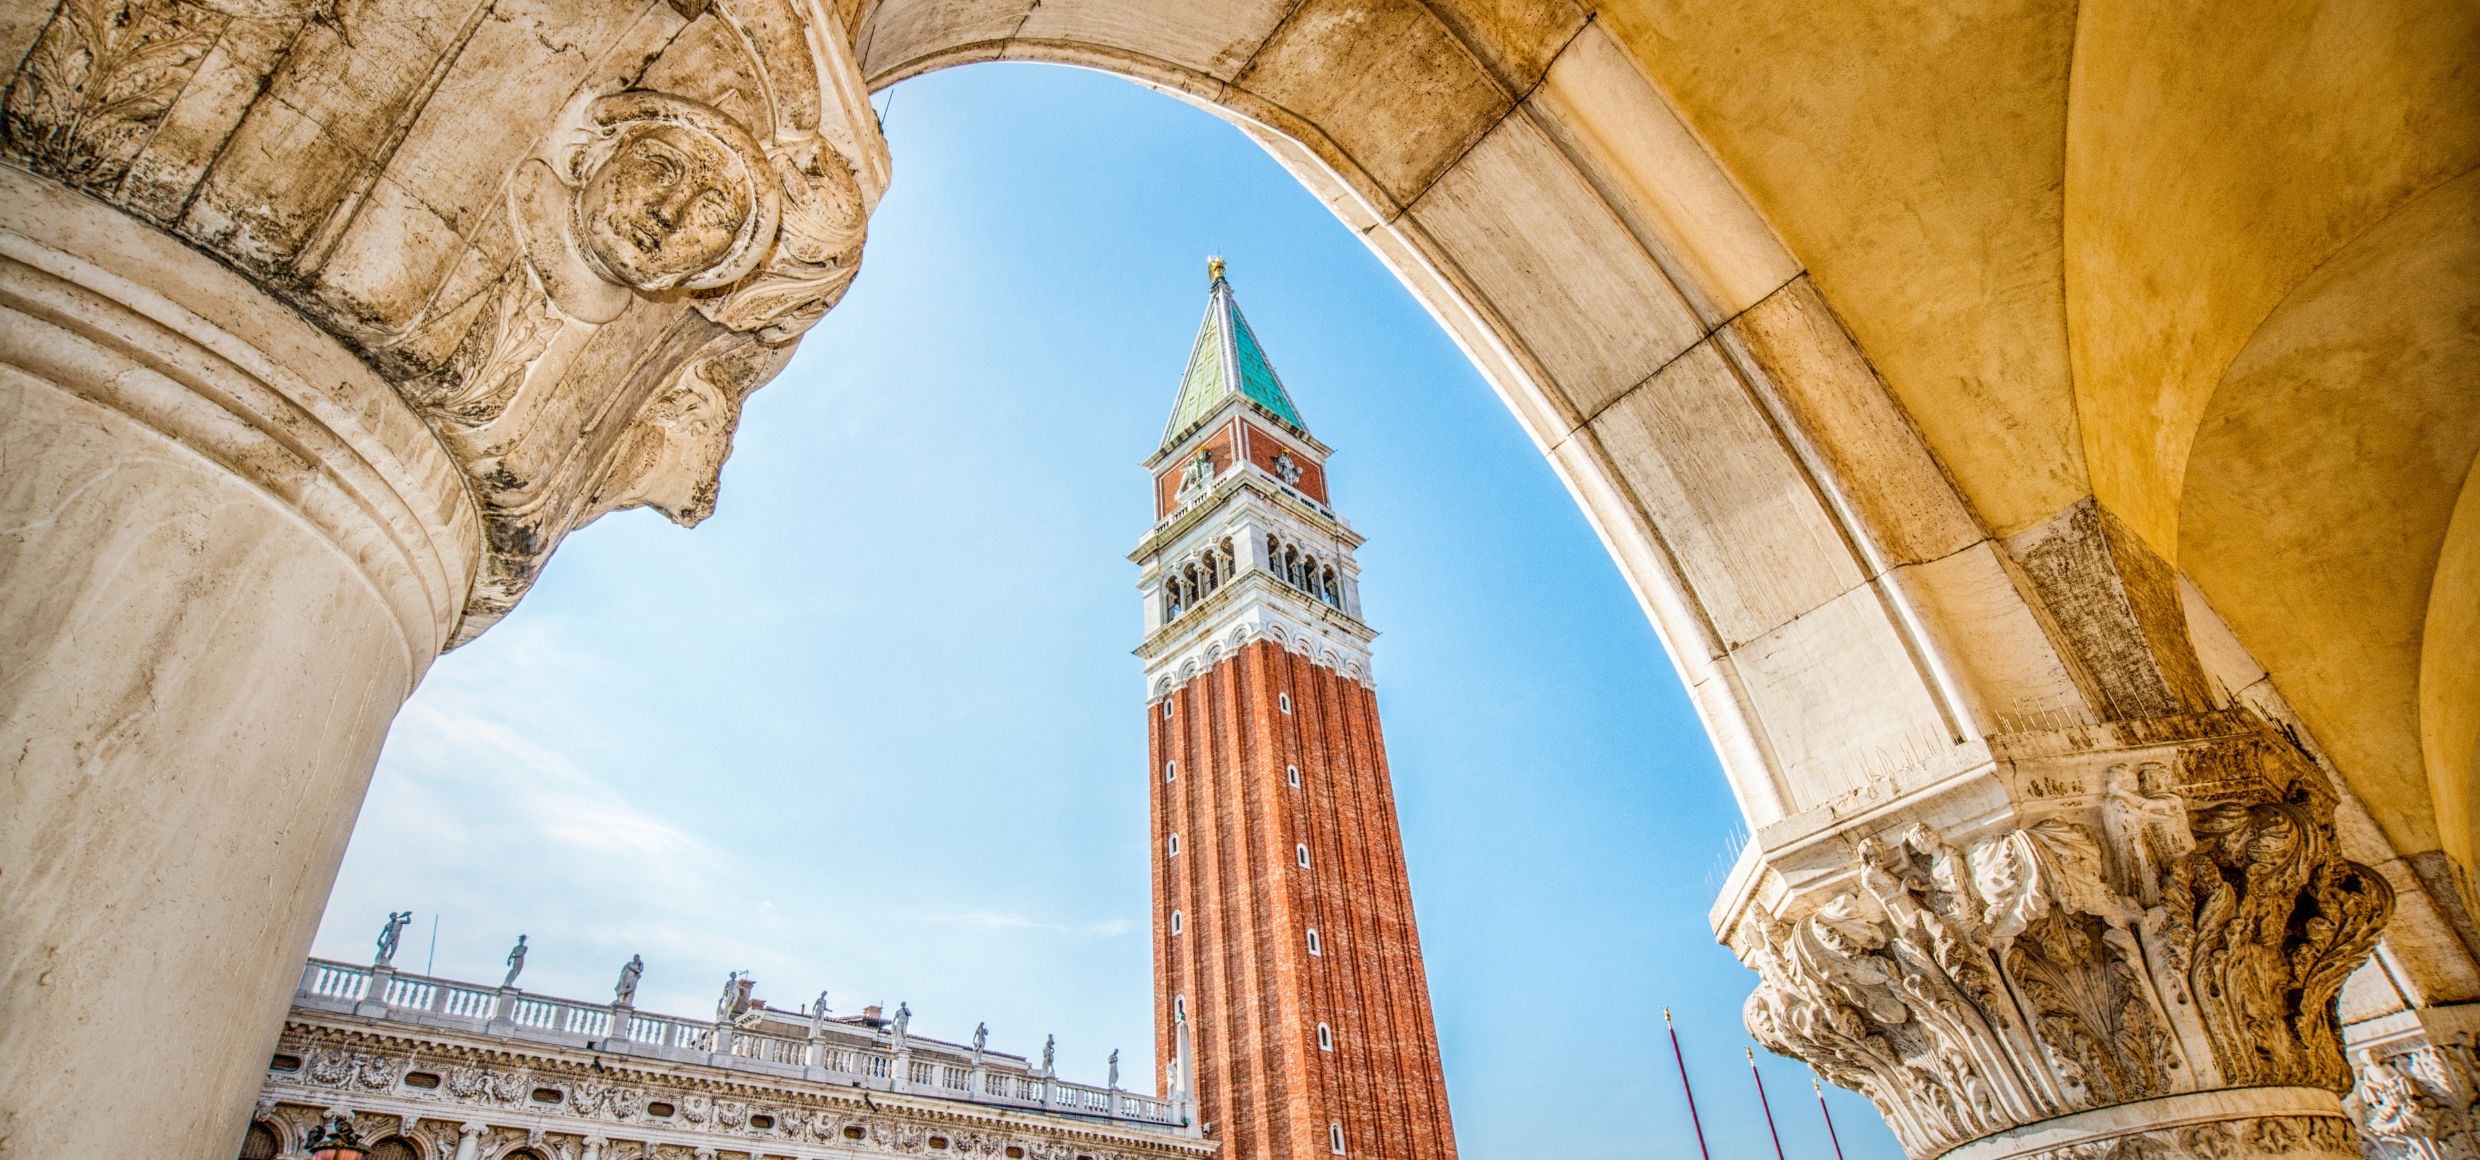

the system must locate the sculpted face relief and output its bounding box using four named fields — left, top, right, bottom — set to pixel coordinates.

left=579, top=122, right=754, bottom=291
